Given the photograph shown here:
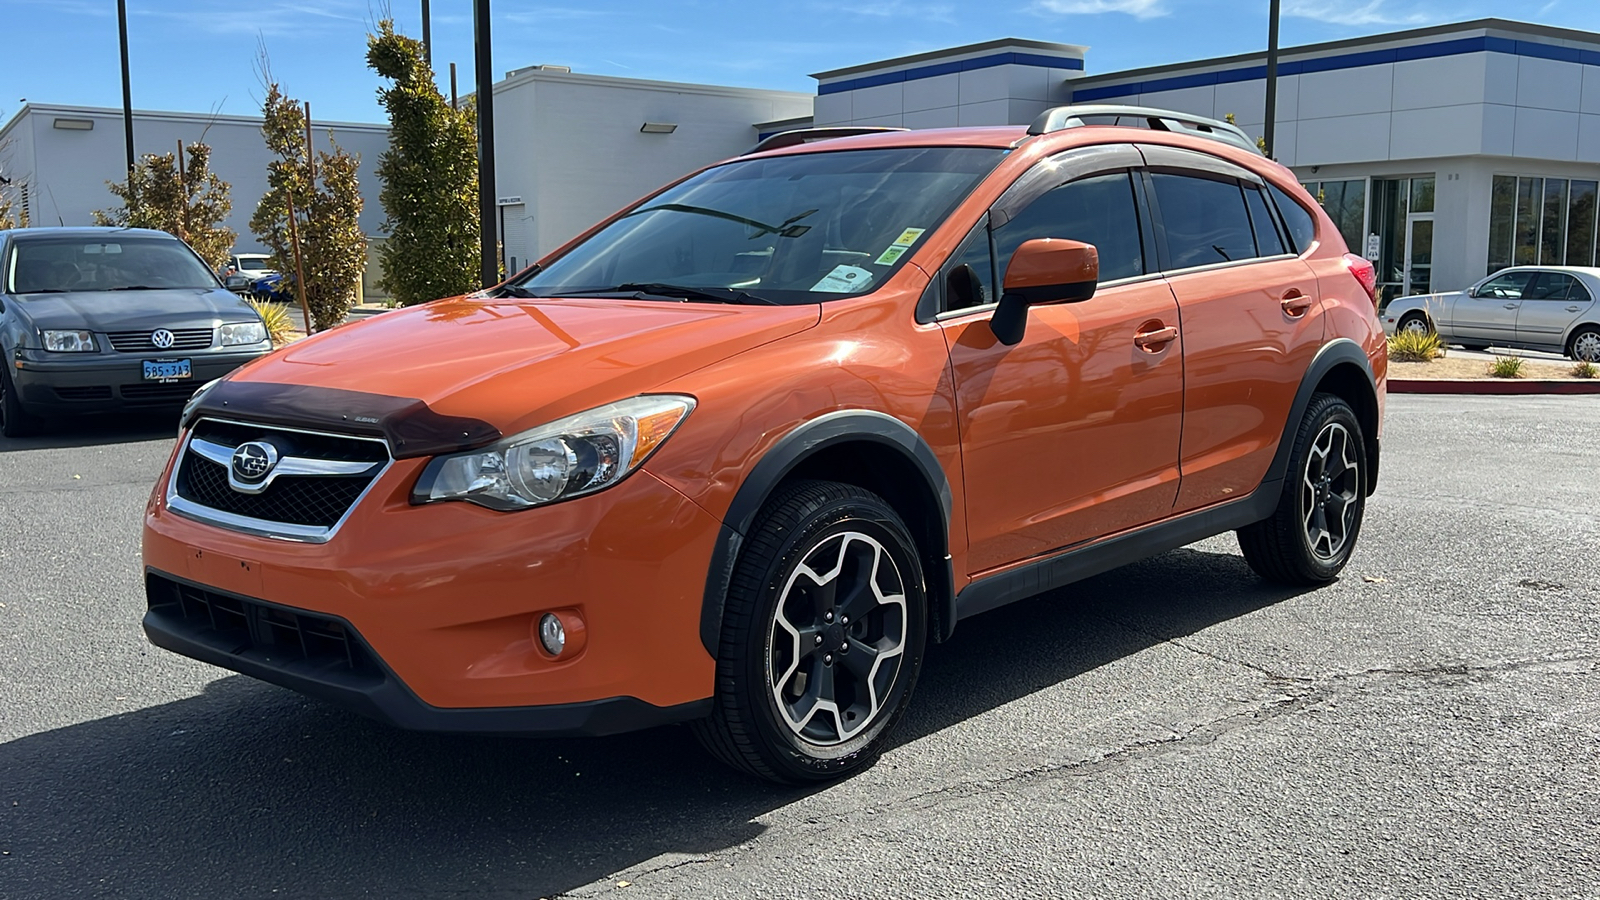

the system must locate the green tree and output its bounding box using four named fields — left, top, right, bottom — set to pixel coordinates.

left=92, top=142, right=235, bottom=268
left=0, top=191, right=20, bottom=230
left=249, top=84, right=368, bottom=331
left=366, top=19, right=481, bottom=306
